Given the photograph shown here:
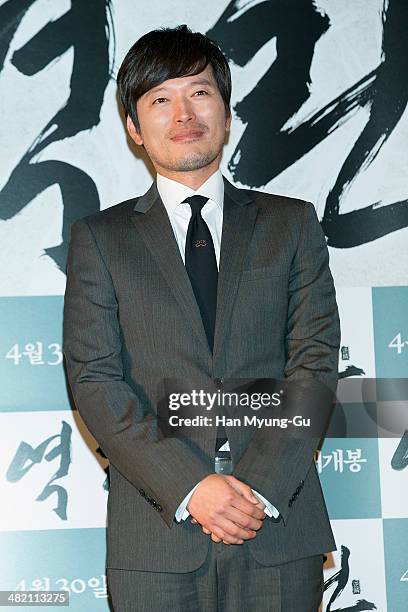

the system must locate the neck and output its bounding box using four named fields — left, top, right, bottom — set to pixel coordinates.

left=156, top=162, right=220, bottom=191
